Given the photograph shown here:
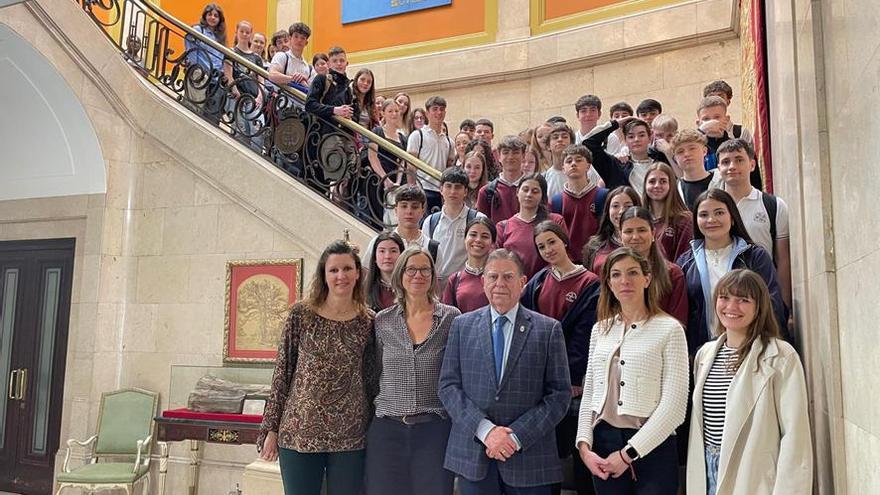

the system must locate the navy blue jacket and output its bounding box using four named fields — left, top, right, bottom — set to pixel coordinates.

left=520, top=268, right=599, bottom=386
left=676, top=237, right=789, bottom=356
left=438, top=306, right=570, bottom=486
left=582, top=120, right=670, bottom=190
